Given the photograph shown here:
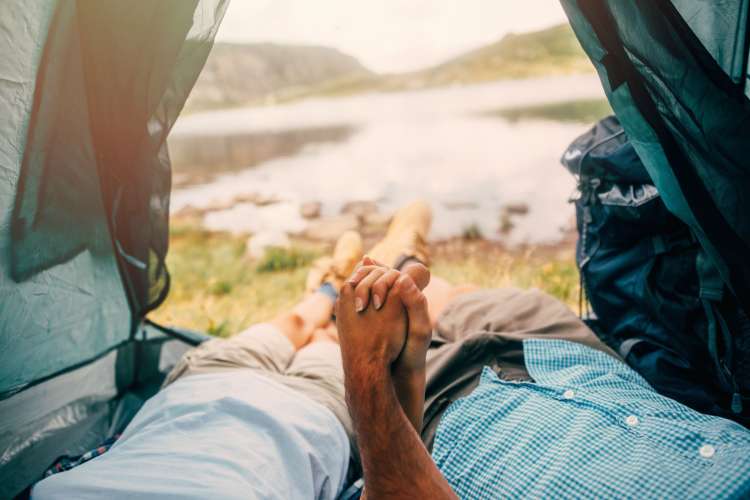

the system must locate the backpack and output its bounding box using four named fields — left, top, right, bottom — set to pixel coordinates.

left=562, top=116, right=750, bottom=426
